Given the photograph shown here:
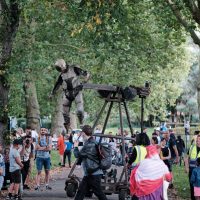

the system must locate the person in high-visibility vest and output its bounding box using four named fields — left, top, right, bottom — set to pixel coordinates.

left=128, top=145, right=147, bottom=167
left=127, top=132, right=149, bottom=167
left=185, top=134, right=200, bottom=200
